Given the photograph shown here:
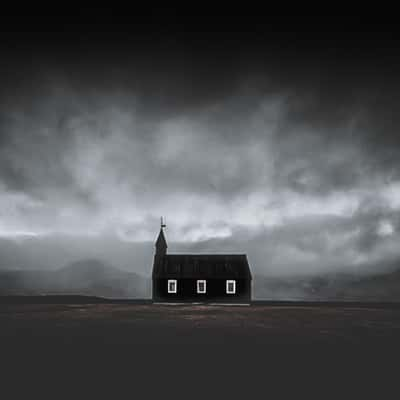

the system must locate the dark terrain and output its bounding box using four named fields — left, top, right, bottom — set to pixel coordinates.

left=2, top=260, right=400, bottom=397
left=1, top=299, right=399, bottom=398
